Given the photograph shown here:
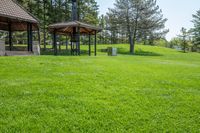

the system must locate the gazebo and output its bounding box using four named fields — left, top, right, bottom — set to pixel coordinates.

left=48, top=0, right=101, bottom=56
left=0, top=0, right=40, bottom=56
